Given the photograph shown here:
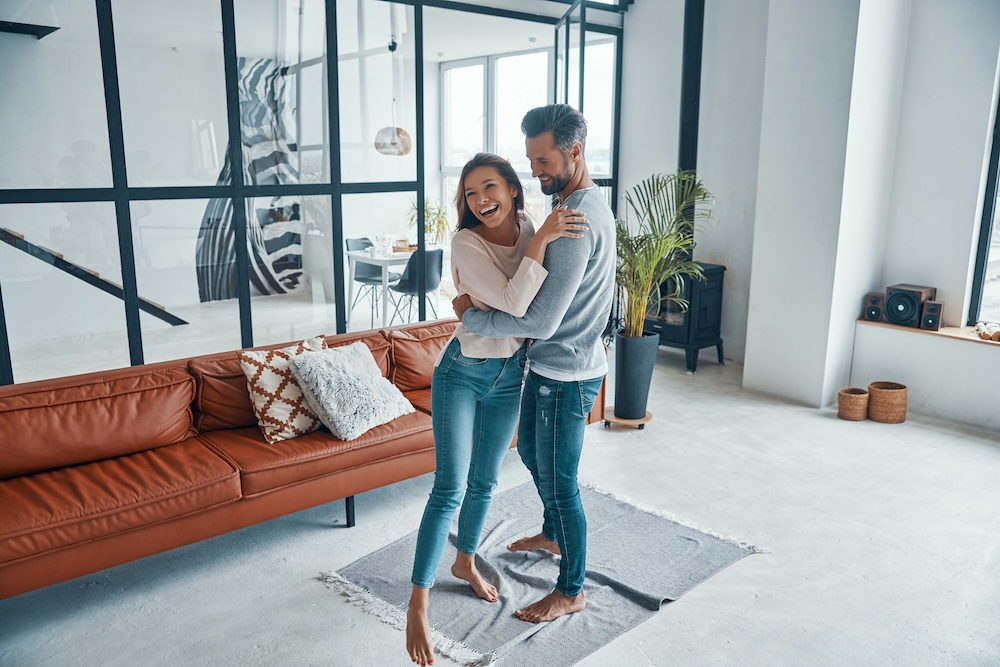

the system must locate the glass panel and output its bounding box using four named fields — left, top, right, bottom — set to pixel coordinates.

left=235, top=0, right=328, bottom=185
left=583, top=38, right=616, bottom=178
left=496, top=51, right=550, bottom=173
left=0, top=2, right=111, bottom=189
left=522, top=180, right=550, bottom=229
left=0, top=203, right=129, bottom=382
left=555, top=21, right=566, bottom=104
left=338, top=0, right=417, bottom=183
left=113, top=0, right=229, bottom=188
left=567, top=5, right=582, bottom=110
left=442, top=63, right=485, bottom=168
left=133, top=198, right=242, bottom=363
left=299, top=64, right=327, bottom=149
left=980, top=194, right=1000, bottom=323
left=248, top=193, right=339, bottom=346
left=342, top=192, right=453, bottom=331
